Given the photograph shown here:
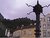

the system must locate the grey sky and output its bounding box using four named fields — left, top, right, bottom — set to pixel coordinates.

left=0, top=0, right=50, bottom=20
